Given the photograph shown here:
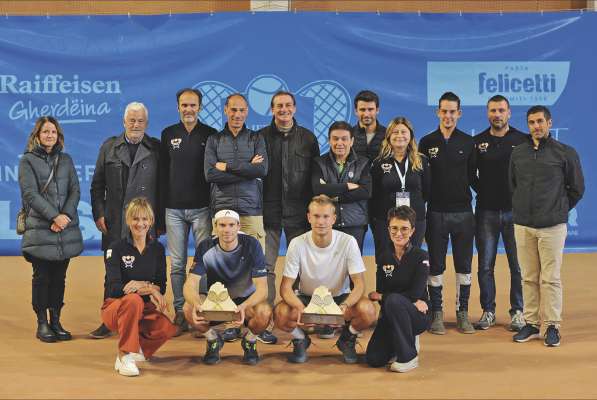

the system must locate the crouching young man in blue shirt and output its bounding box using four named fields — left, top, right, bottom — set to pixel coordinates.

left=183, top=209, right=272, bottom=365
